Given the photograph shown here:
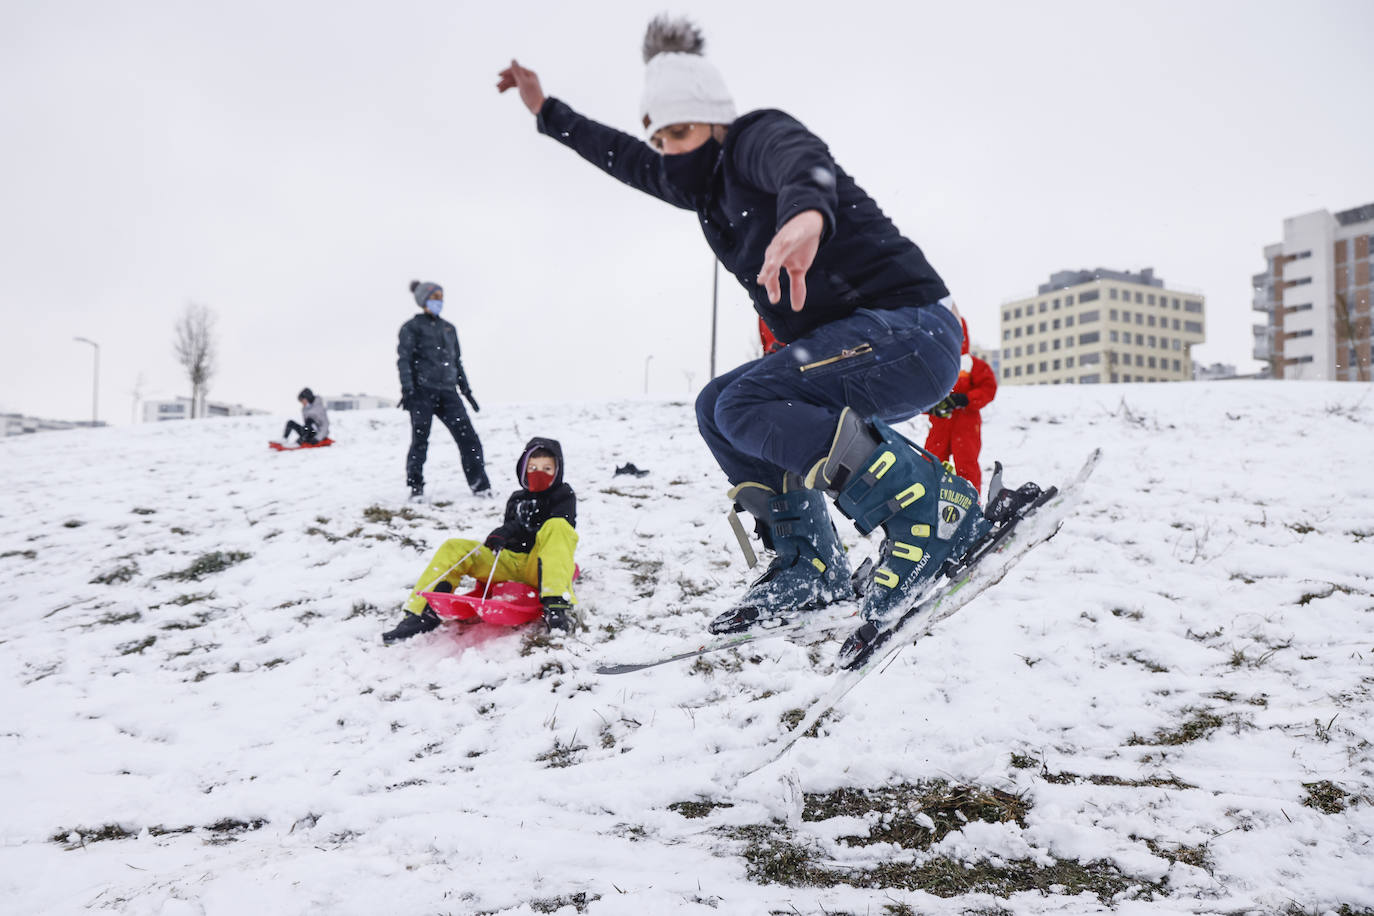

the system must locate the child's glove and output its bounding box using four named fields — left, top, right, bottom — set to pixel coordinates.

left=484, top=532, right=507, bottom=552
